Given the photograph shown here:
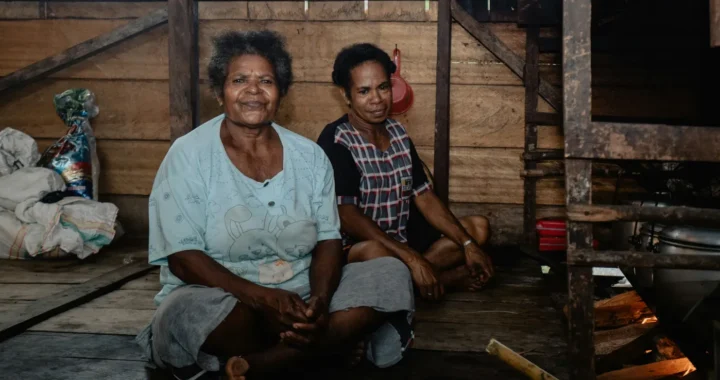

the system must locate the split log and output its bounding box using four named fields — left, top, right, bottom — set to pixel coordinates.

left=563, top=291, right=654, bottom=329
left=597, top=358, right=695, bottom=380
